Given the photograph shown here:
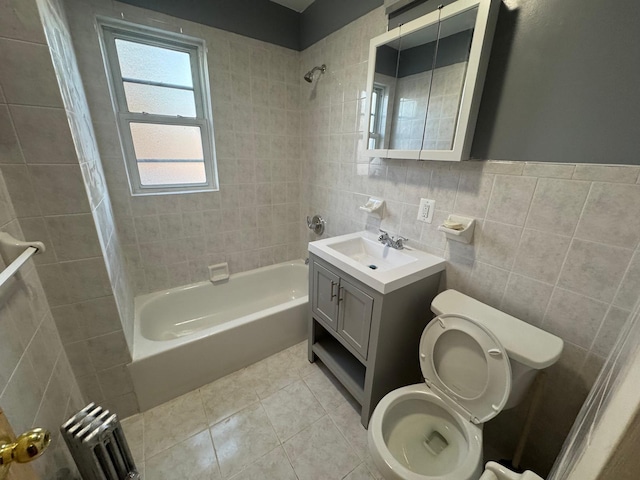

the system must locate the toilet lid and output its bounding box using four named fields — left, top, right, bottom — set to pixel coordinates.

left=419, top=313, right=511, bottom=424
